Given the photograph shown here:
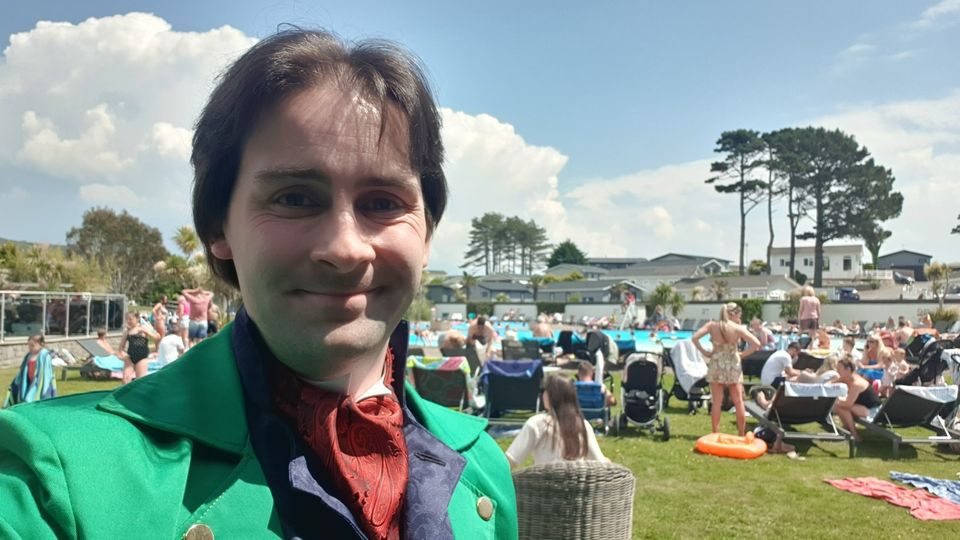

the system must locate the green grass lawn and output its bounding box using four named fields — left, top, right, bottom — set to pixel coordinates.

left=3, top=366, right=958, bottom=538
